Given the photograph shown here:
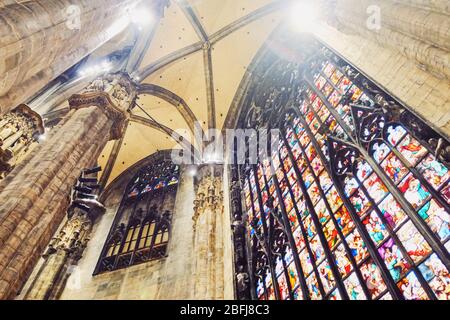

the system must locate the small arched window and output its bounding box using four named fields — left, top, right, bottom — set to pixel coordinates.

left=95, top=155, right=180, bottom=274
